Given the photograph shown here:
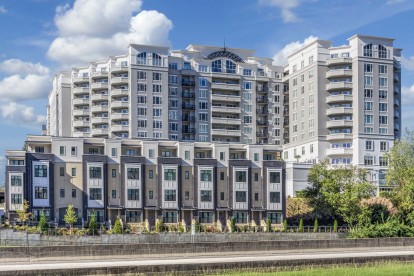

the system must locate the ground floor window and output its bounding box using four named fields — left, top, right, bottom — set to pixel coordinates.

left=234, top=212, right=248, bottom=224
left=88, top=210, right=104, bottom=223
left=199, top=211, right=214, bottom=223
left=32, top=209, right=50, bottom=222
left=268, top=212, right=282, bottom=224
left=126, top=211, right=142, bottom=223
left=162, top=211, right=177, bottom=223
